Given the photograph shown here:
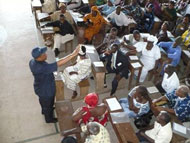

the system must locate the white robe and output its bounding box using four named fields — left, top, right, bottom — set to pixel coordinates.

left=135, top=42, right=161, bottom=82
left=62, top=56, right=91, bottom=90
